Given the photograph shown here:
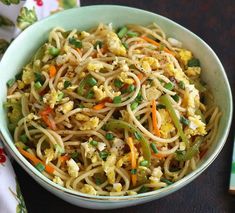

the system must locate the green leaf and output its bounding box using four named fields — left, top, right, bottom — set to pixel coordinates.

left=0, top=0, right=20, bottom=4
left=0, top=15, right=14, bottom=27
left=16, top=7, right=38, bottom=30
left=58, top=0, right=77, bottom=9
left=0, top=39, right=9, bottom=54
